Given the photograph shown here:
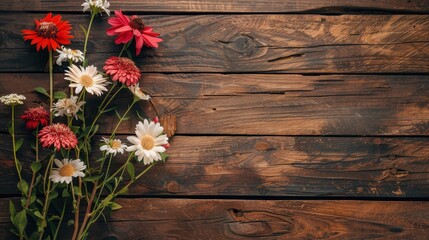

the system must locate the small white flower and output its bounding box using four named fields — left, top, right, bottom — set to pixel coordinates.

left=49, top=158, right=86, bottom=184
left=53, top=96, right=85, bottom=119
left=82, top=0, right=110, bottom=16
left=126, top=119, right=168, bottom=165
left=56, top=46, right=84, bottom=66
left=0, top=93, right=26, bottom=105
left=128, top=83, right=150, bottom=101
left=100, top=137, right=127, bottom=156
left=65, top=64, right=109, bottom=96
